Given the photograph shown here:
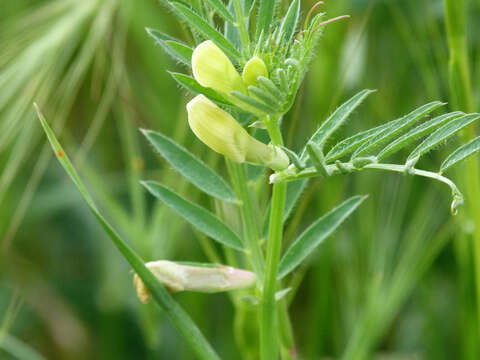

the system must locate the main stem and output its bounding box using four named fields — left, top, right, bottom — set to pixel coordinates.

left=261, top=116, right=287, bottom=360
